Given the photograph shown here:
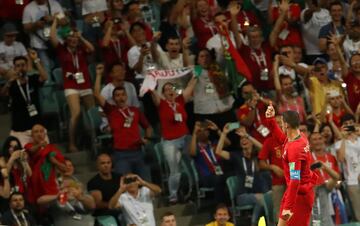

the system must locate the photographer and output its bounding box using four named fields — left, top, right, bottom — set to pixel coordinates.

left=237, top=82, right=272, bottom=143
left=0, top=192, right=37, bottom=226
left=108, top=174, right=161, bottom=226
left=50, top=17, right=95, bottom=153
left=3, top=50, right=47, bottom=146
left=335, top=114, right=360, bottom=221
left=309, top=132, right=340, bottom=226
